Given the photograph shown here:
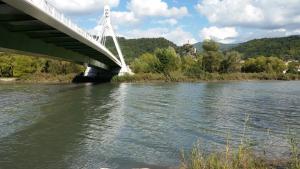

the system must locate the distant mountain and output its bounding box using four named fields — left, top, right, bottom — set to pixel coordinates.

left=231, top=35, right=300, bottom=60
left=193, top=42, right=238, bottom=52
left=106, top=37, right=177, bottom=63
